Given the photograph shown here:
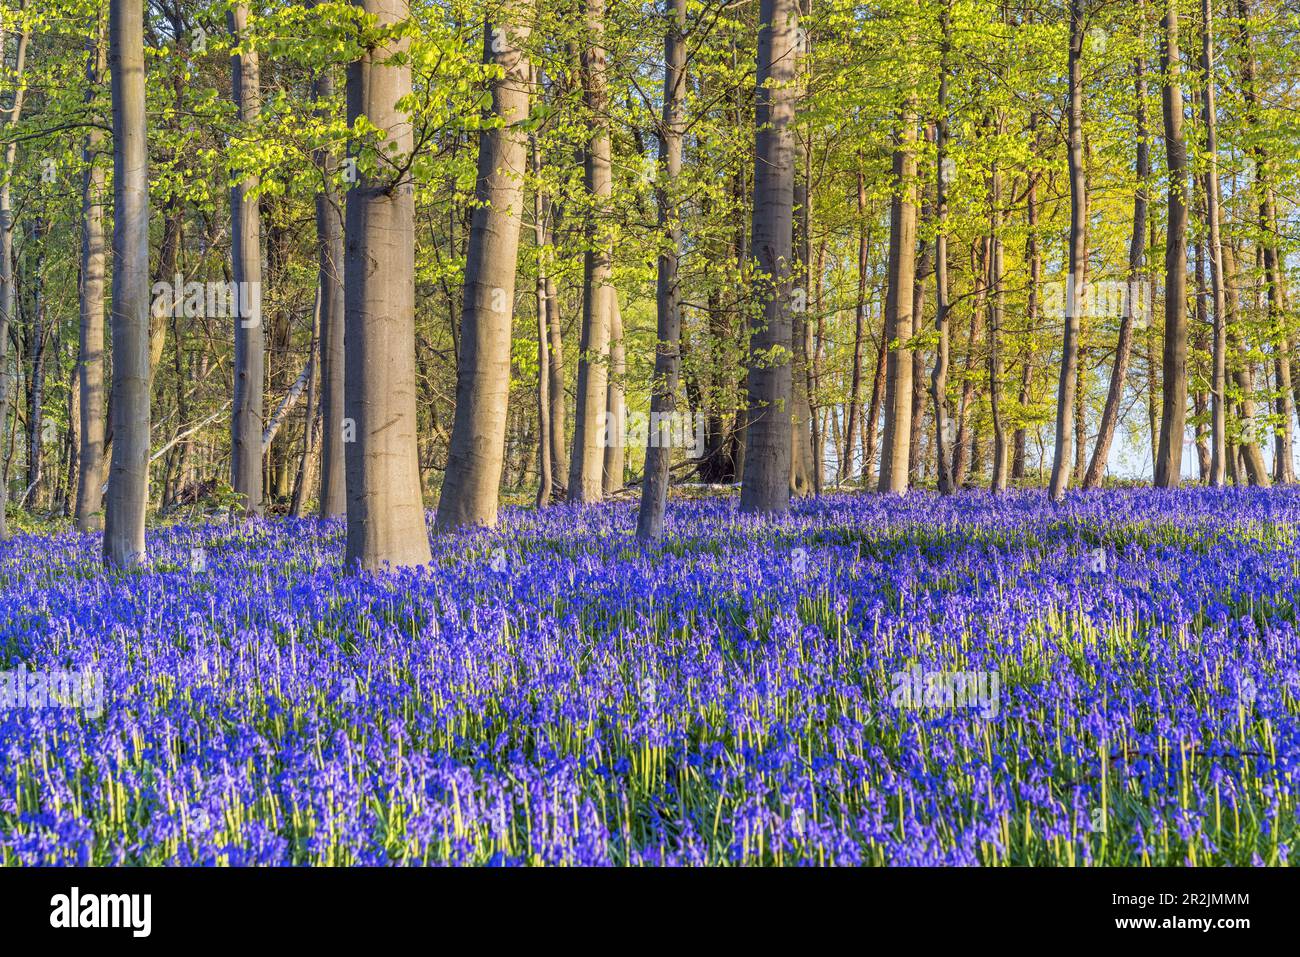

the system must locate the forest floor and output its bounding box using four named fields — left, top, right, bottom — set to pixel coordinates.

left=1, top=486, right=1298, bottom=864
